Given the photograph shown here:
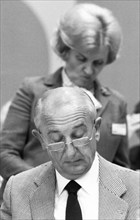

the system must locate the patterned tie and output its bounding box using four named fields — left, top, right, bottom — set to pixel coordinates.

left=65, top=180, right=82, bottom=220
